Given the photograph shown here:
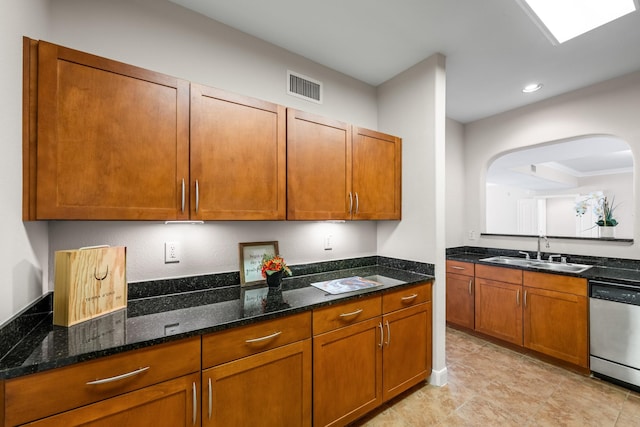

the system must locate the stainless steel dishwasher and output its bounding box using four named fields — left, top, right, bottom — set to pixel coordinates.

left=590, top=280, right=640, bottom=389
